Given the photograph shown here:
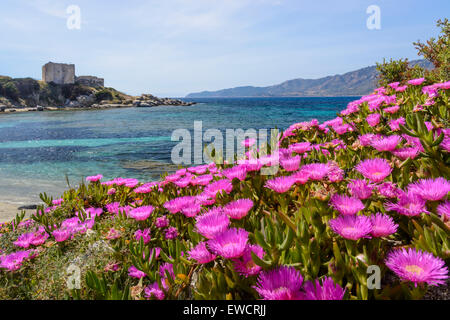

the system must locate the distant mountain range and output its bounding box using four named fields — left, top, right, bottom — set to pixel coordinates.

left=186, top=60, right=433, bottom=98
